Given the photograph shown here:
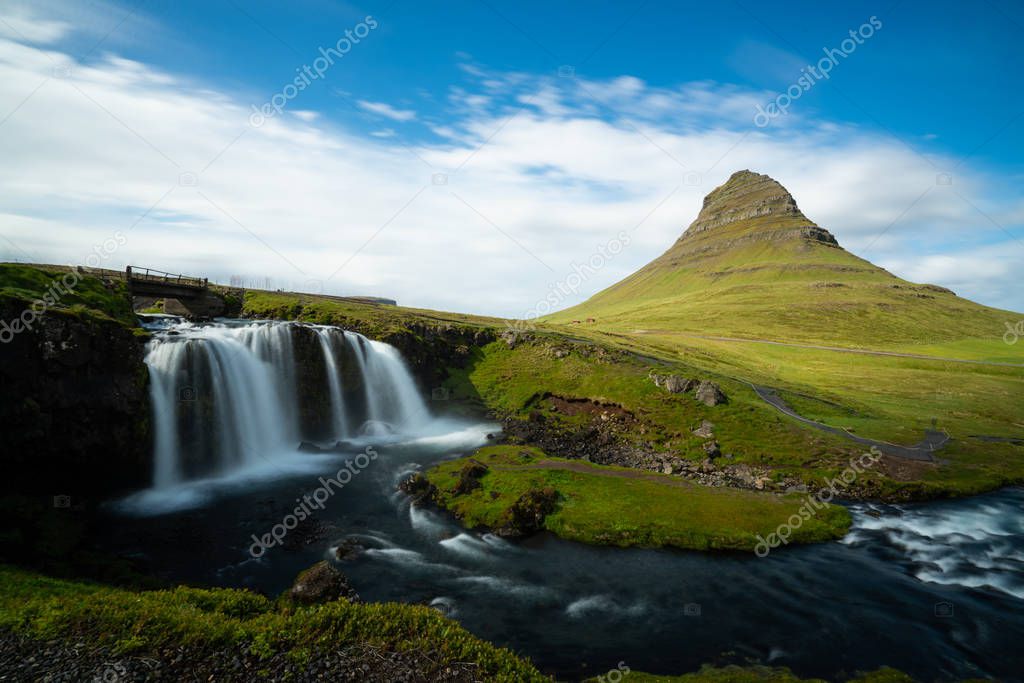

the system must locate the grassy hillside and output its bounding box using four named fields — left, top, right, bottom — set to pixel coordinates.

left=444, top=335, right=1024, bottom=498
left=512, top=171, right=1024, bottom=495
left=0, top=263, right=137, bottom=327
left=544, top=171, right=1021, bottom=350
